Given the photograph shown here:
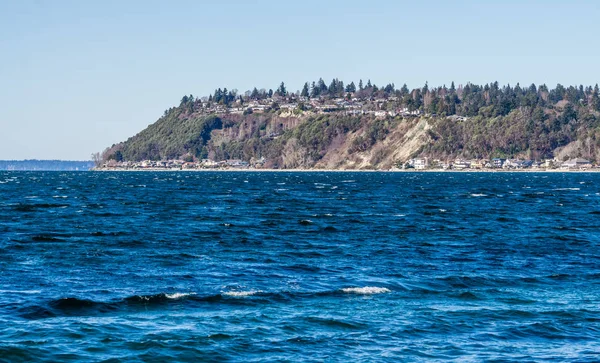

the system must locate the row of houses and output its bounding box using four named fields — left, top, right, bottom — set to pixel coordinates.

left=101, top=158, right=265, bottom=170
left=407, top=157, right=594, bottom=170
left=101, top=156, right=595, bottom=171
left=198, top=96, right=427, bottom=117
